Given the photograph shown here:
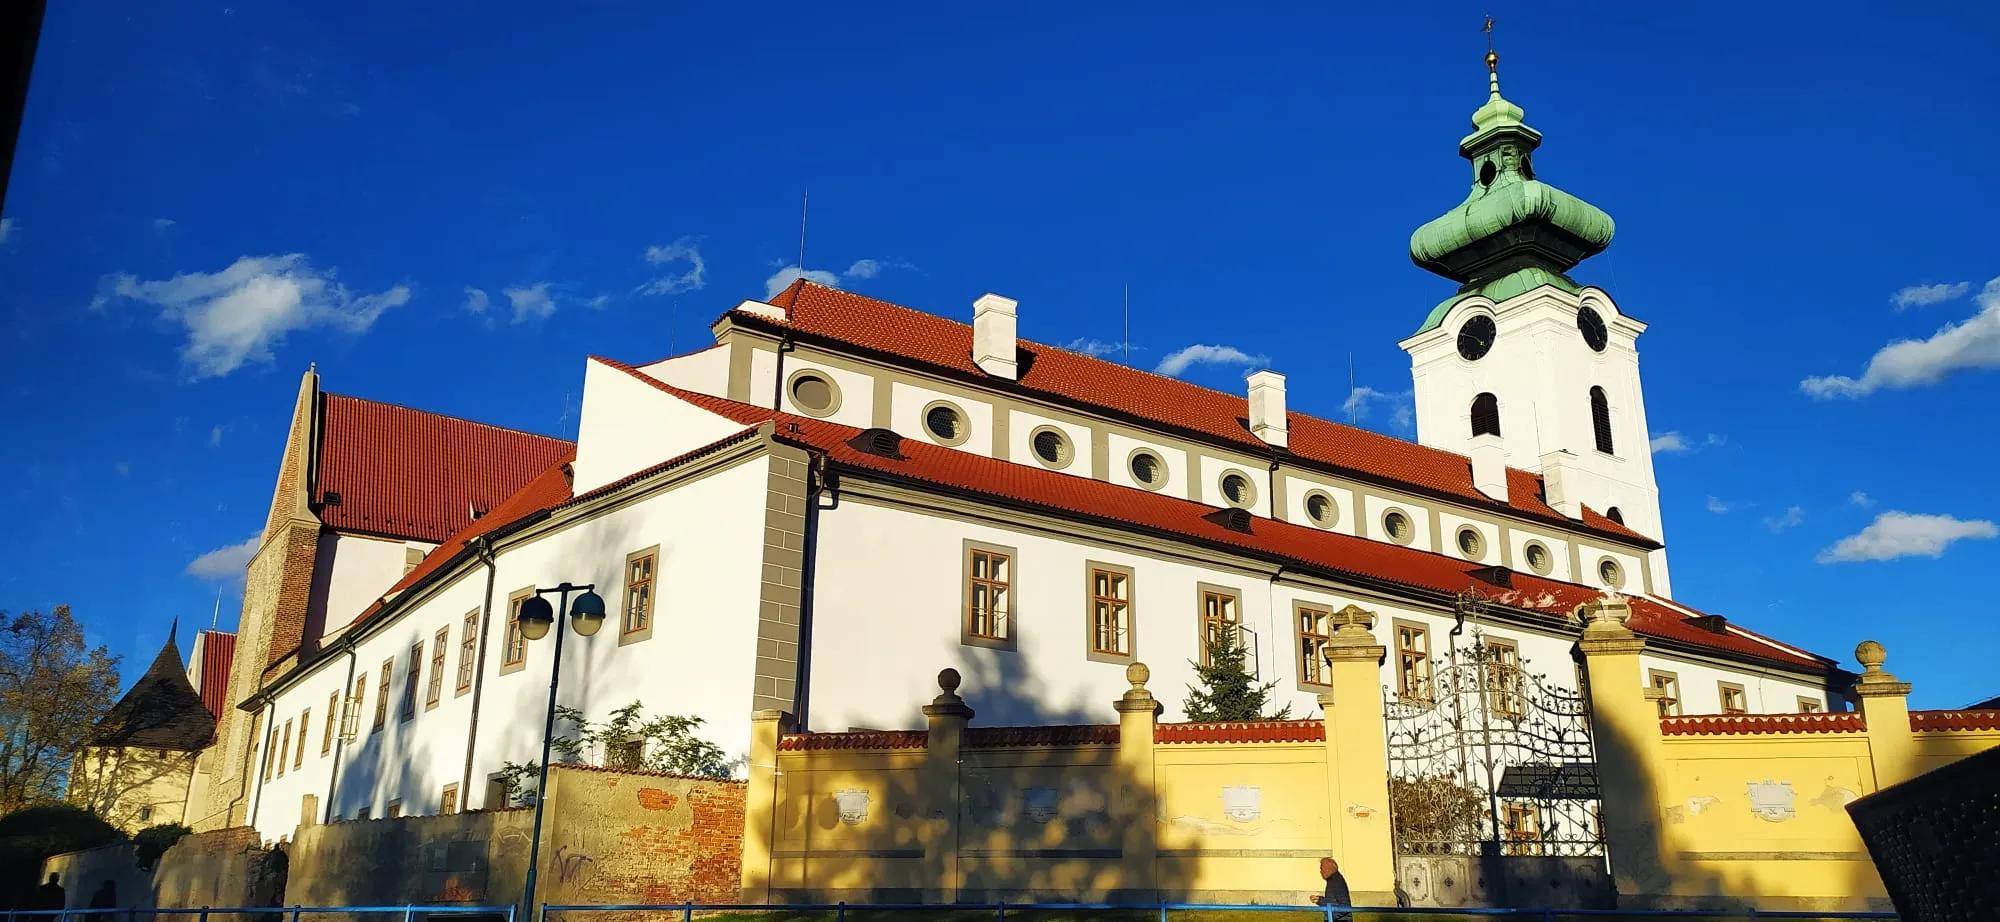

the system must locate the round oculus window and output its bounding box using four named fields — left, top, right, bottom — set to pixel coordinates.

left=1456, top=527, right=1484, bottom=559
left=1383, top=511, right=1411, bottom=542
left=1130, top=451, right=1163, bottom=486
left=790, top=374, right=834, bottom=413
left=1457, top=315, right=1496, bottom=361
left=1598, top=557, right=1625, bottom=588
left=1523, top=542, right=1552, bottom=575
left=1305, top=492, right=1334, bottom=526
left=1220, top=473, right=1251, bottom=506
left=1577, top=306, right=1609, bottom=352
left=1031, top=427, right=1071, bottom=466
left=924, top=404, right=963, bottom=443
